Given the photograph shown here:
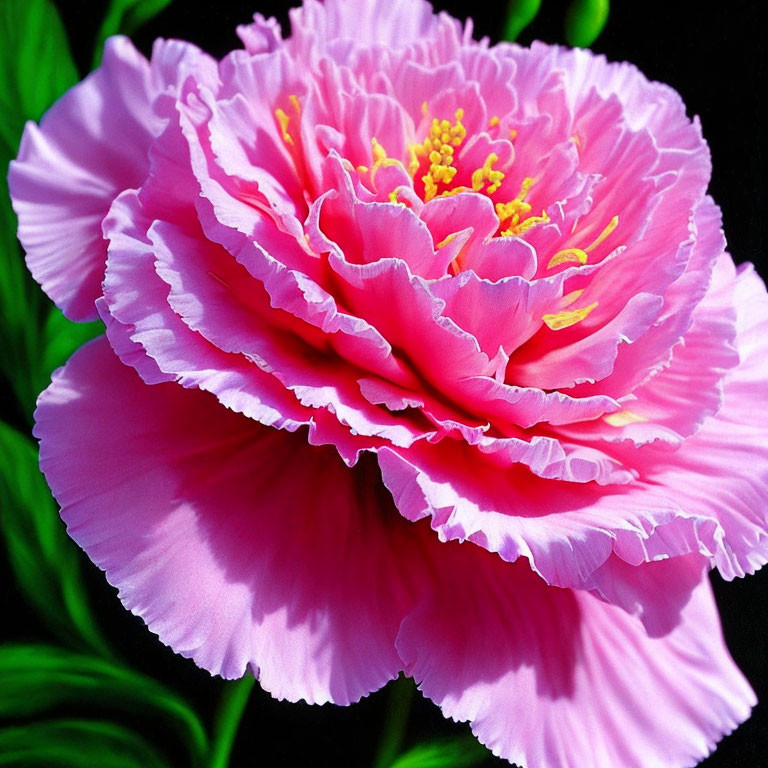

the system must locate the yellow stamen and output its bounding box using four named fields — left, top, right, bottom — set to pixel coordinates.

left=471, top=153, right=504, bottom=194
left=604, top=410, right=649, bottom=427
left=436, top=233, right=458, bottom=249
left=275, top=108, right=294, bottom=146
left=489, top=115, right=500, bottom=127
left=509, top=128, right=518, bottom=141
left=542, top=302, right=598, bottom=330
left=289, top=94, right=301, bottom=115
left=547, top=248, right=589, bottom=269
left=440, top=186, right=472, bottom=197
left=585, top=215, right=619, bottom=253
